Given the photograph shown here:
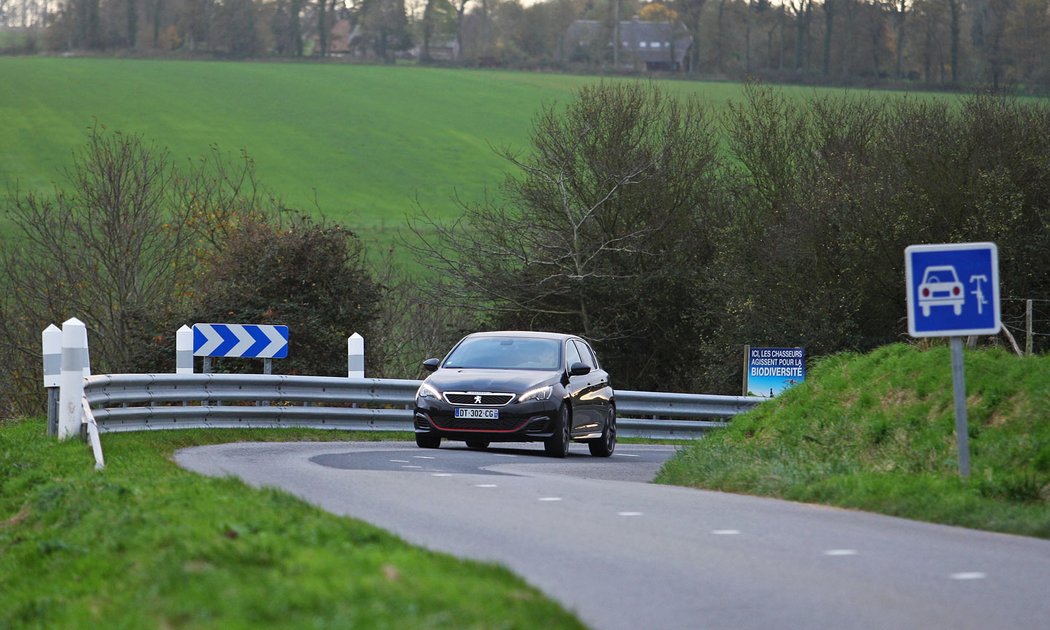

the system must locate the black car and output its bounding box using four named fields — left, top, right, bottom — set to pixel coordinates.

left=413, top=331, right=616, bottom=457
